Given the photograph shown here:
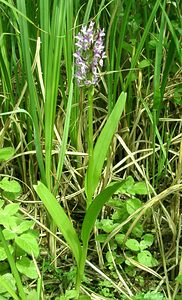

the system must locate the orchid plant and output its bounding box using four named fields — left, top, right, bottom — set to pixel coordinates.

left=74, top=22, right=107, bottom=207
left=34, top=21, right=127, bottom=299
